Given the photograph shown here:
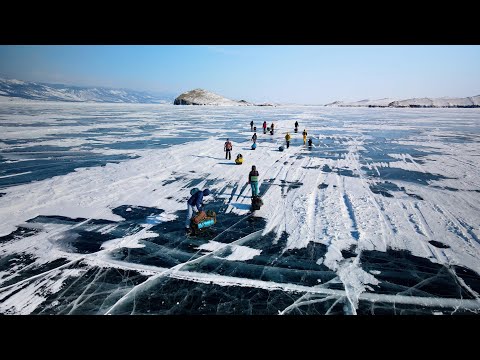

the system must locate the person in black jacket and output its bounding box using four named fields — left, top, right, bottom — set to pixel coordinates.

left=248, top=165, right=259, bottom=197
